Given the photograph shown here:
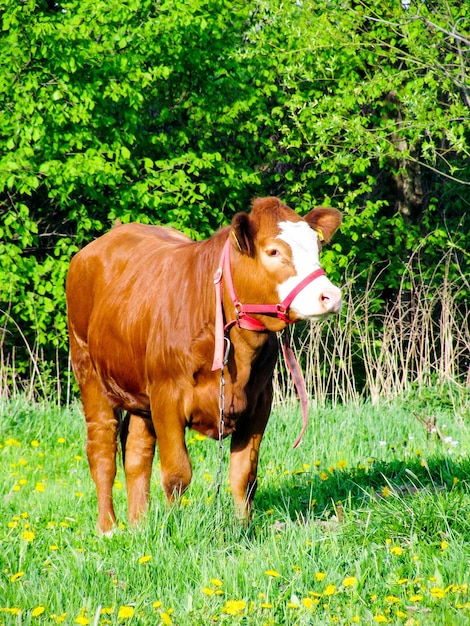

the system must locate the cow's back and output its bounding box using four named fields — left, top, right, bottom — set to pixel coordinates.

left=66, top=223, right=211, bottom=411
